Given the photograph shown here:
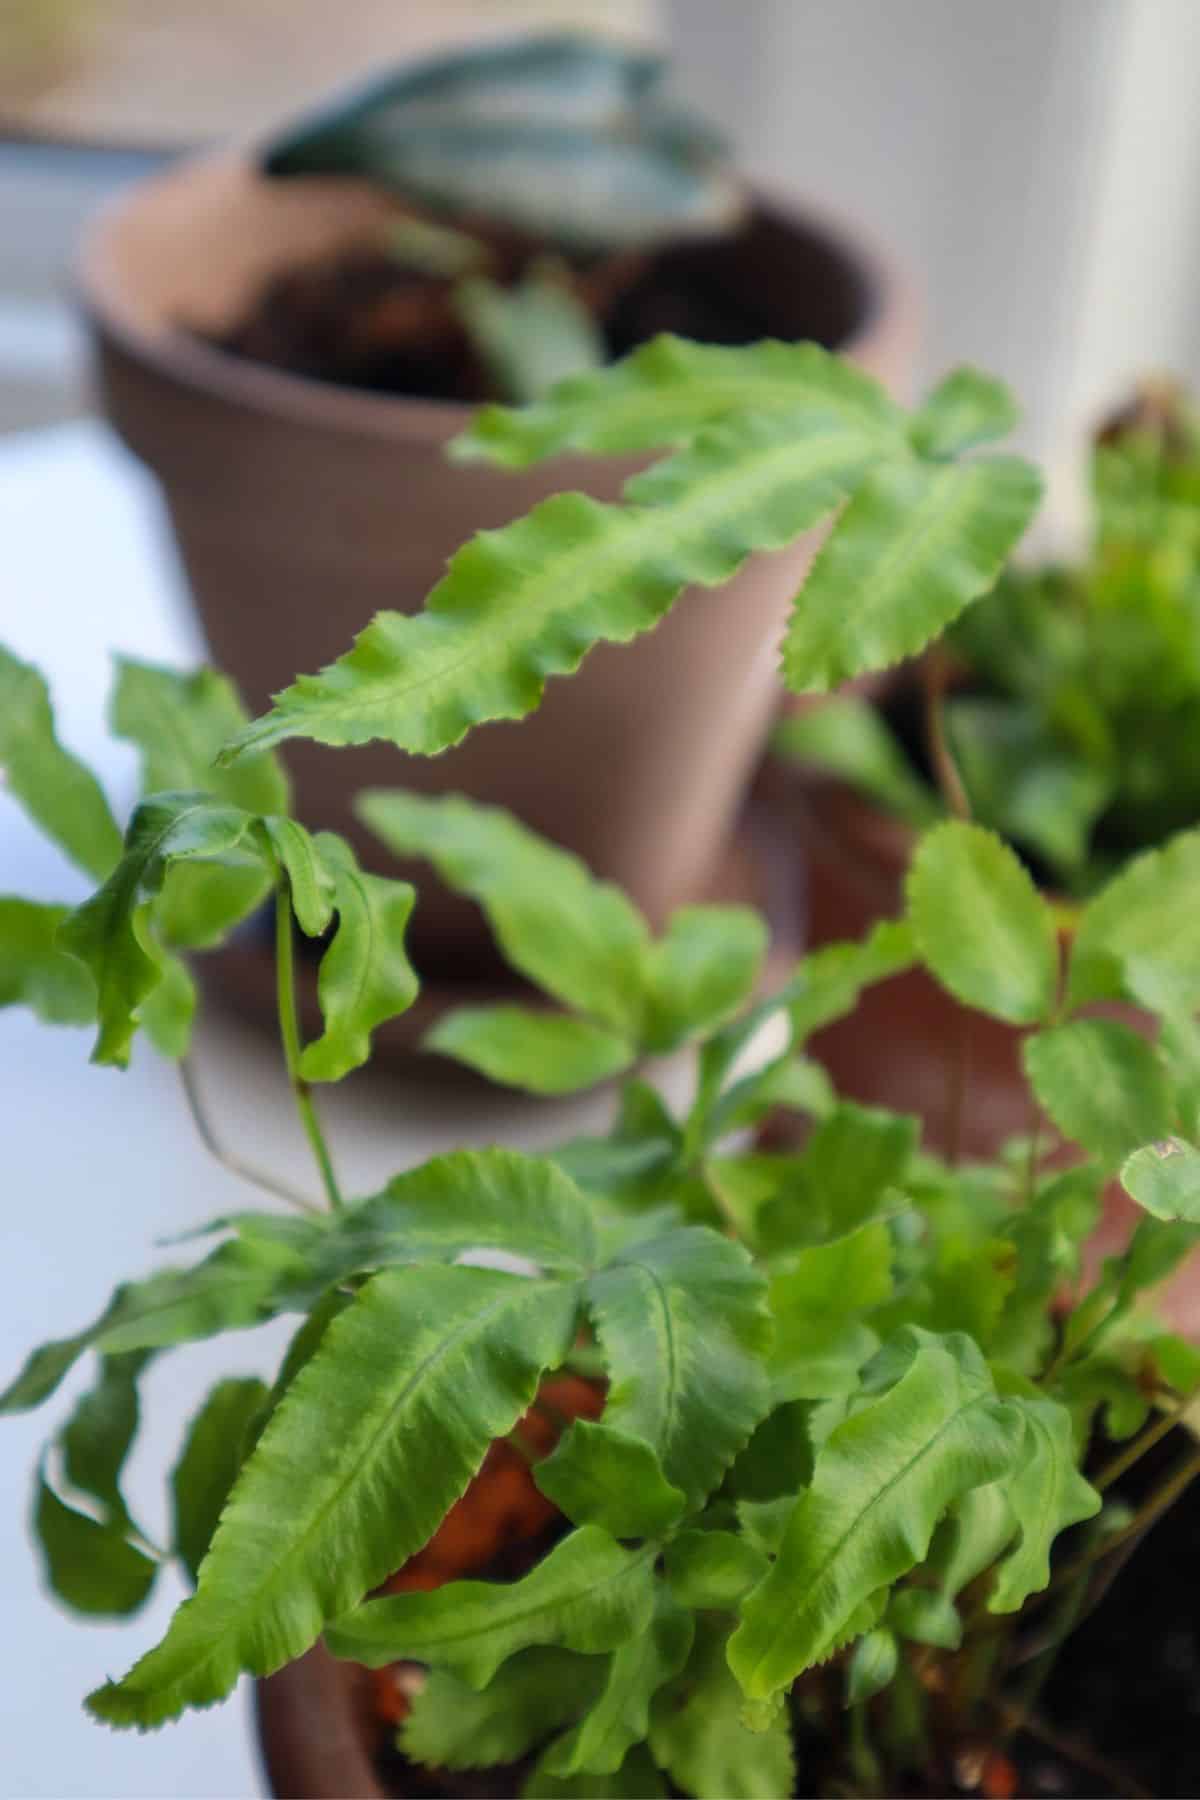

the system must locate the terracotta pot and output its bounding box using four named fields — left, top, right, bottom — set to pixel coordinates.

left=797, top=774, right=1199, bottom=1332
left=76, top=152, right=915, bottom=961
